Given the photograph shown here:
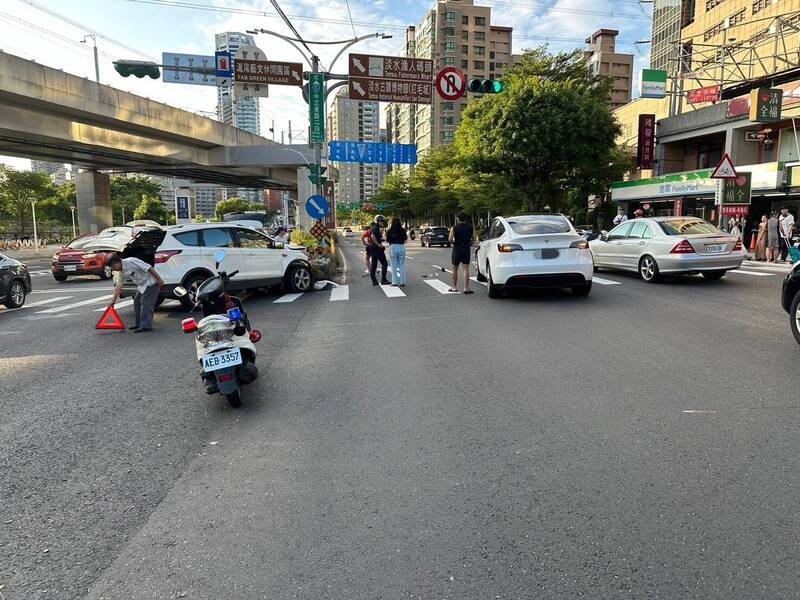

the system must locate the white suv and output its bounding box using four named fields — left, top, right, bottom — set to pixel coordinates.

left=98, top=223, right=314, bottom=309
